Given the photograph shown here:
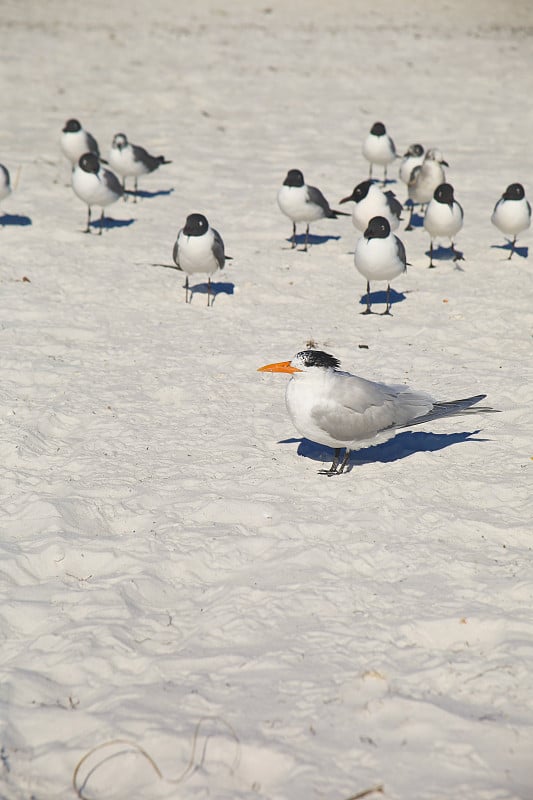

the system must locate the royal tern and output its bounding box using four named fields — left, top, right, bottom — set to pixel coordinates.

left=399, top=143, right=425, bottom=186
left=71, top=152, right=124, bottom=234
left=424, top=183, right=464, bottom=268
left=277, top=169, right=349, bottom=251
left=61, top=118, right=100, bottom=166
left=406, top=148, right=448, bottom=230
left=172, top=213, right=228, bottom=305
left=258, top=349, right=498, bottom=476
left=491, top=183, right=531, bottom=259
left=362, top=122, right=397, bottom=183
left=354, top=216, right=407, bottom=315
left=339, top=179, right=402, bottom=232
left=109, top=132, right=172, bottom=197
